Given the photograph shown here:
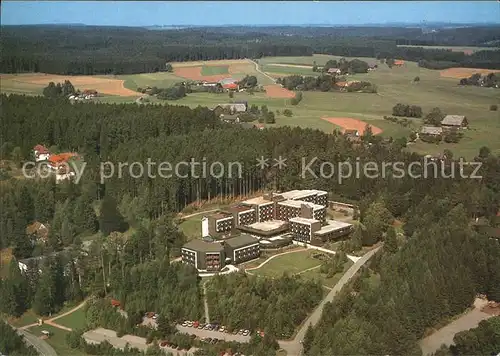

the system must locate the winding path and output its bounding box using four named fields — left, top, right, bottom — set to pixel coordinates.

left=278, top=245, right=382, bottom=356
